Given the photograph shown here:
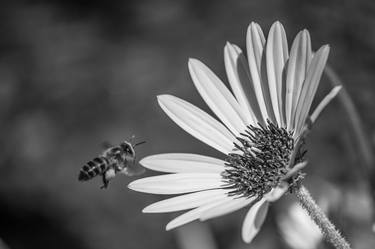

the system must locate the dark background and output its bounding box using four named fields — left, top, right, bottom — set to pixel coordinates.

left=0, top=0, right=375, bottom=248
